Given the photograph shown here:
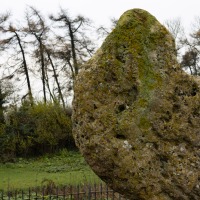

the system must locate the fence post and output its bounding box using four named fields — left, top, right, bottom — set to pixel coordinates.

left=56, top=186, right=58, bottom=199
left=100, top=183, right=103, bottom=199
left=63, top=186, right=66, bottom=199
left=28, top=188, right=31, bottom=200
left=94, top=183, right=96, bottom=200
left=77, top=185, right=80, bottom=200
left=70, top=185, right=73, bottom=200
left=22, top=190, right=24, bottom=200
left=88, top=185, right=91, bottom=200
left=1, top=190, right=3, bottom=200
left=106, top=185, right=109, bottom=200
left=42, top=187, right=44, bottom=200
left=35, top=189, right=37, bottom=200
left=7, top=191, right=10, bottom=200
